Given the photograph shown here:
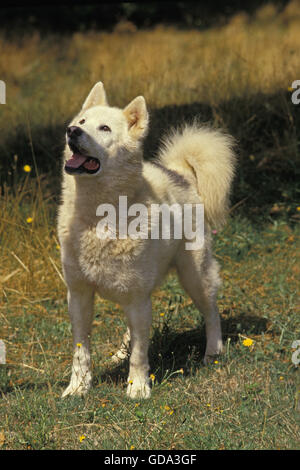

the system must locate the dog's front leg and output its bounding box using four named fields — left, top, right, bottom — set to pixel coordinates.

left=124, top=298, right=152, bottom=399
left=62, top=283, right=95, bottom=397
